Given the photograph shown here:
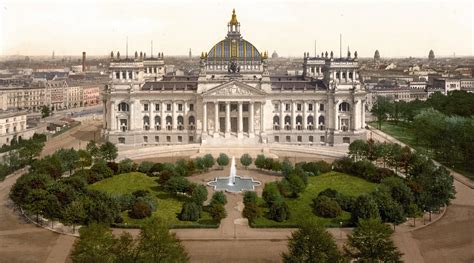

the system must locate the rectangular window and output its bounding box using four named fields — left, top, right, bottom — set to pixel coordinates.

left=155, top=136, right=159, bottom=142
left=118, top=137, right=125, bottom=144
left=178, top=136, right=182, bottom=142
left=319, top=104, right=324, bottom=111
left=309, top=136, right=314, bottom=142
left=115, top=72, right=120, bottom=79
left=189, top=136, right=194, bottom=142
left=178, top=104, right=183, bottom=111
left=166, top=104, right=171, bottom=111
left=285, top=104, right=290, bottom=111
left=143, top=136, right=148, bottom=143
left=274, top=136, right=279, bottom=142
left=274, top=104, right=279, bottom=111
left=189, top=104, right=194, bottom=111
left=155, top=104, right=160, bottom=111
left=166, top=136, right=171, bottom=142
left=343, top=137, right=351, bottom=144
left=128, top=72, right=132, bottom=79
left=144, top=103, right=149, bottom=111
left=243, top=104, right=249, bottom=112
left=286, top=136, right=291, bottom=142
left=297, top=136, right=302, bottom=142
left=320, top=136, right=325, bottom=142
left=308, top=104, right=313, bottom=111
left=297, top=104, right=302, bottom=111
